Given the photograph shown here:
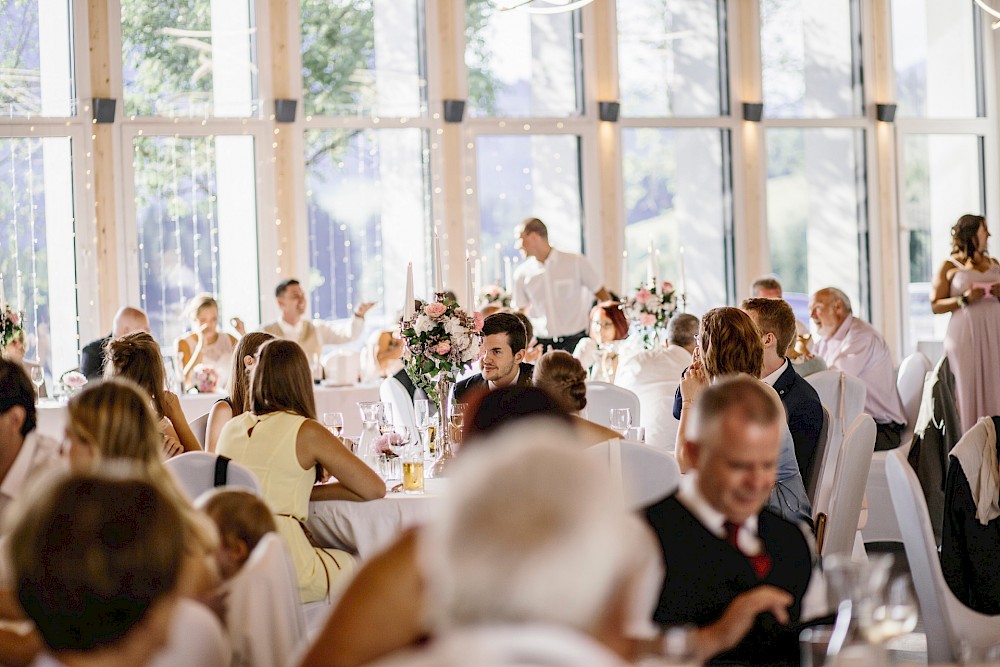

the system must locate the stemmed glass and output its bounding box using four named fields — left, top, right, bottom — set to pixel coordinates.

left=322, top=412, right=344, bottom=437
left=379, top=403, right=394, bottom=435
left=415, top=399, right=433, bottom=456
left=610, top=408, right=632, bottom=436
left=29, top=366, right=44, bottom=396
left=862, top=576, right=918, bottom=644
